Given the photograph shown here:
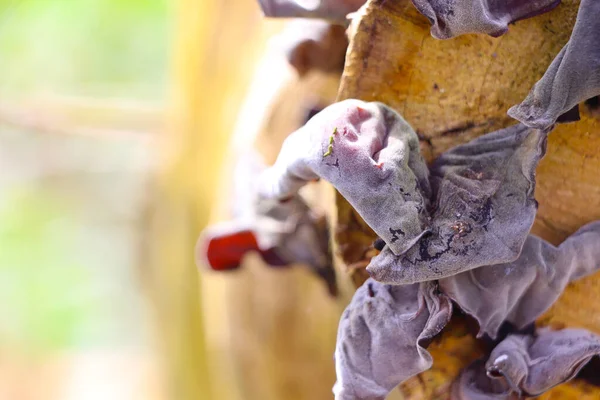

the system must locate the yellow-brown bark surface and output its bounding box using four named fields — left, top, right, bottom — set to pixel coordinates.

left=337, top=0, right=600, bottom=397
